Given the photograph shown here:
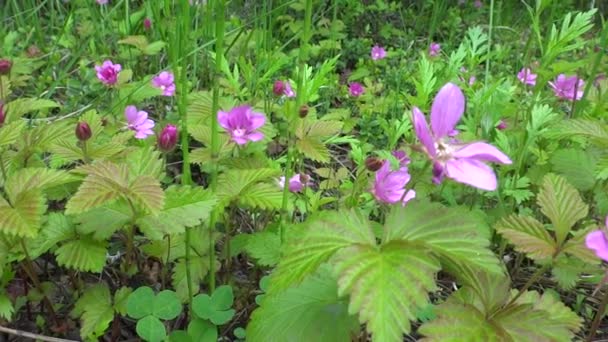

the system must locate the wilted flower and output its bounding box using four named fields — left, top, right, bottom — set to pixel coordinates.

left=272, top=80, right=295, bottom=98
left=278, top=173, right=312, bottom=193
left=412, top=82, right=512, bottom=191
left=95, top=60, right=121, bottom=86
left=371, top=158, right=416, bottom=206
left=429, top=42, right=441, bottom=57
left=152, top=71, right=175, bottom=96
left=586, top=217, right=608, bottom=262
left=349, top=82, right=364, bottom=97
left=125, top=105, right=155, bottom=139
left=75, top=122, right=92, bottom=141
left=0, top=59, right=12, bottom=75
left=158, top=124, right=178, bottom=152
left=371, top=45, right=387, bottom=60
left=144, top=18, right=152, bottom=30
left=549, top=74, right=584, bottom=101
left=218, top=105, right=266, bottom=145
left=517, top=68, right=537, bottom=86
